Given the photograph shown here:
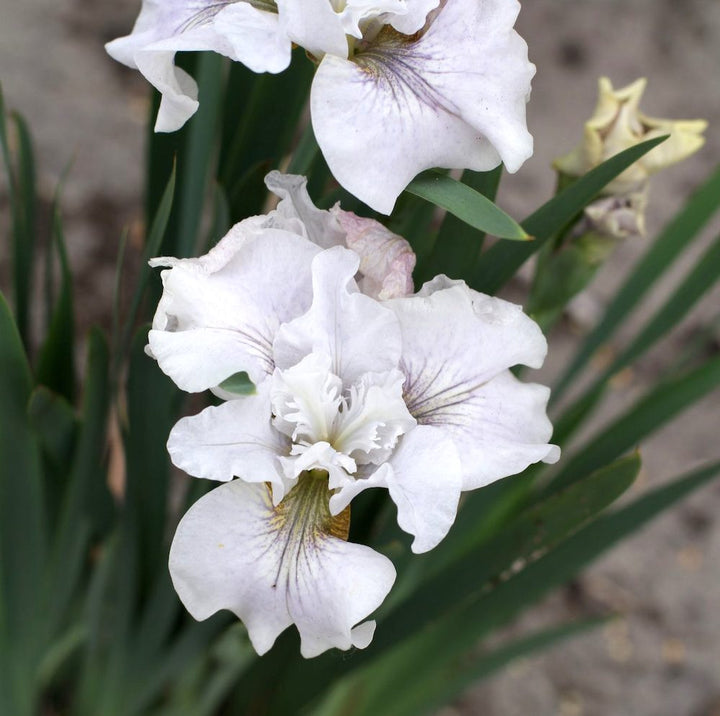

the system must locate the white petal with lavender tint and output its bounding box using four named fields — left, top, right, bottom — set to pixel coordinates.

left=332, top=369, right=416, bottom=466
left=387, top=281, right=559, bottom=489
left=332, top=207, right=416, bottom=299
left=273, top=247, right=402, bottom=384
left=265, top=171, right=346, bottom=249
left=330, top=425, right=462, bottom=553
left=148, top=227, right=320, bottom=392
left=310, top=0, right=534, bottom=213
left=275, top=0, right=348, bottom=58
left=107, top=1, right=290, bottom=132
left=167, top=386, right=292, bottom=500
left=169, top=478, right=396, bottom=657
